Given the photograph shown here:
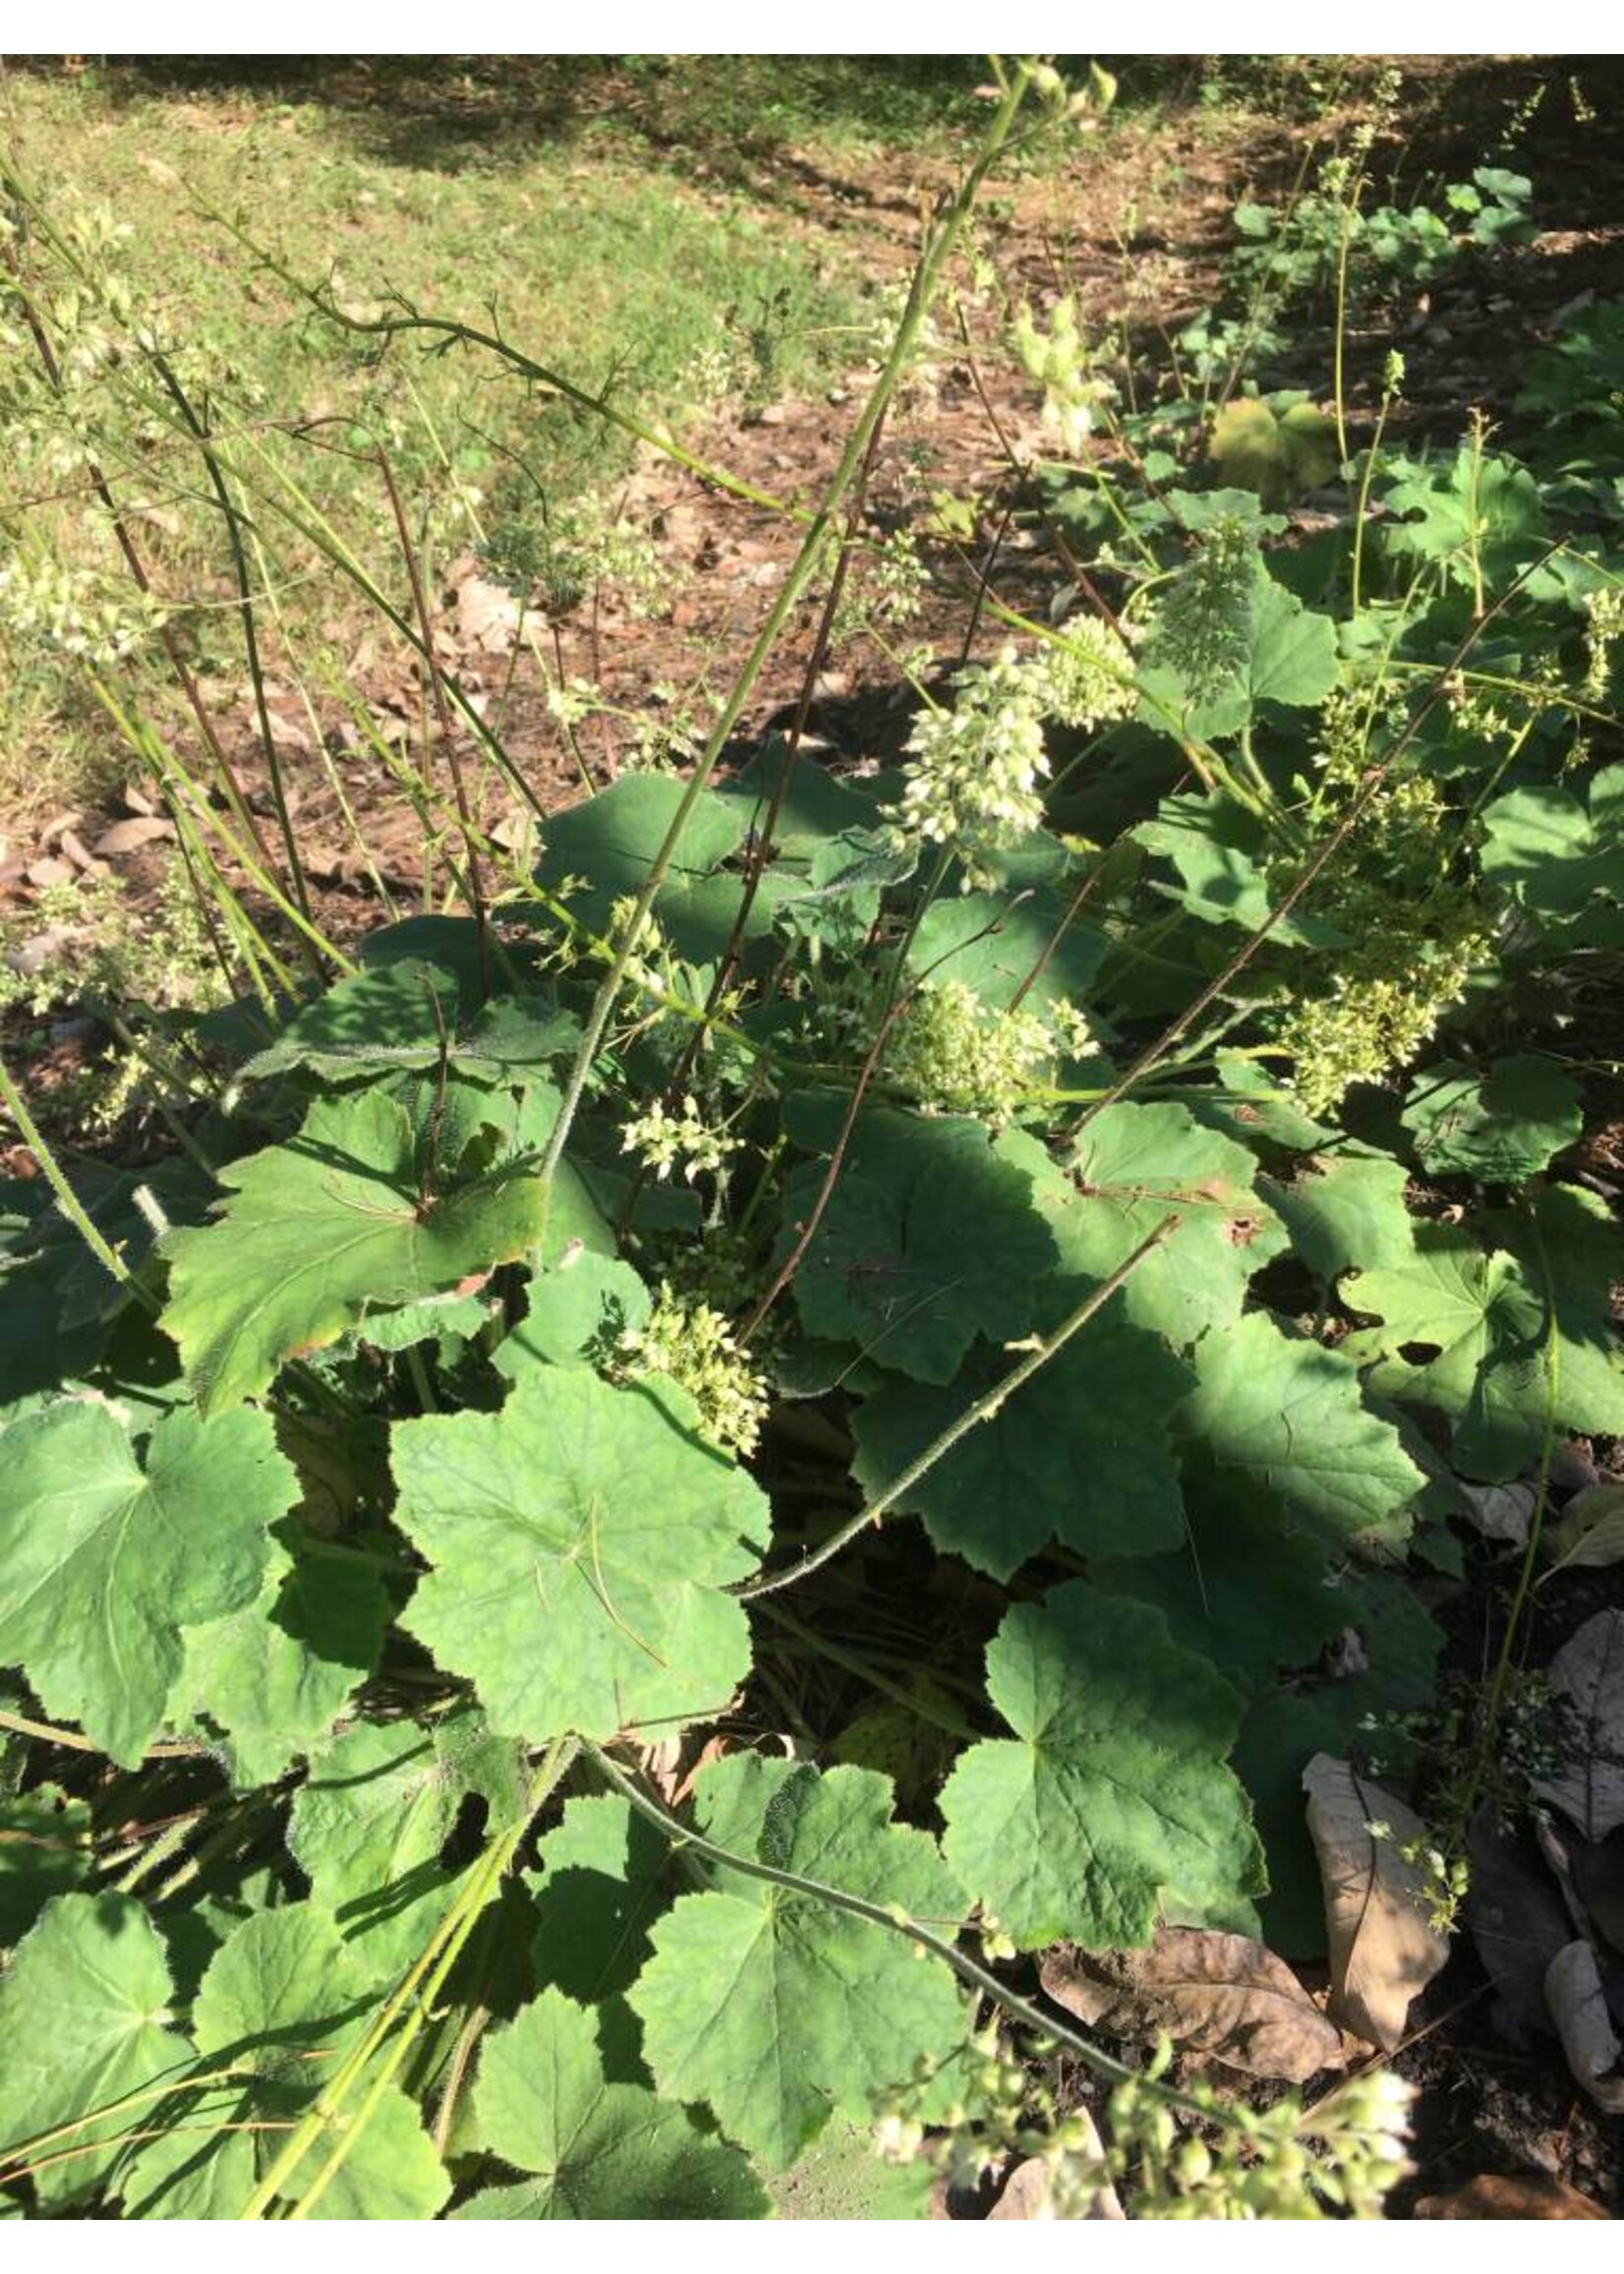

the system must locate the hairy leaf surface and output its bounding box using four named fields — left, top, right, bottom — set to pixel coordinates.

left=0, top=1402, right=296, bottom=1765
left=0, top=1894, right=190, bottom=2210
left=1004, top=1106, right=1282, bottom=1347
left=459, top=1989, right=766, bottom=2219
left=1348, top=1216, right=1624, bottom=1482
left=392, top=1370, right=765, bottom=1740
left=630, top=1756, right=968, bottom=2168
left=162, top=1087, right=599, bottom=1410
left=850, top=1288, right=1192, bottom=1580
left=169, top=1534, right=387, bottom=1786
left=783, top=1105, right=1057, bottom=1382
left=940, top=1583, right=1262, bottom=1950
left=1181, top=1310, right=1421, bottom=1547
left=123, top=1904, right=447, bottom=2220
